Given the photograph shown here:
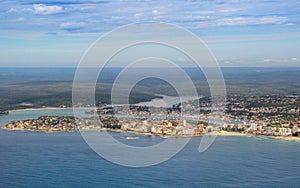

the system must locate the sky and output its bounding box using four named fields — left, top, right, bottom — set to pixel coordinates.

left=0, top=0, right=300, bottom=67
